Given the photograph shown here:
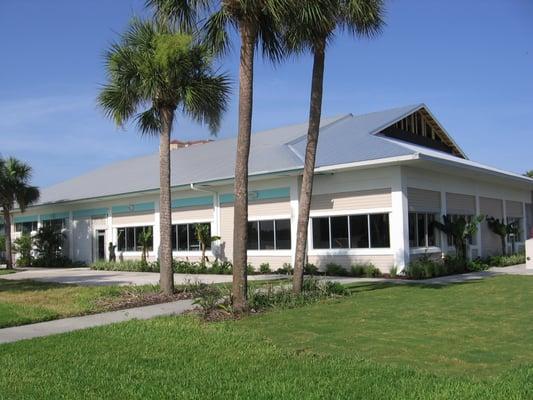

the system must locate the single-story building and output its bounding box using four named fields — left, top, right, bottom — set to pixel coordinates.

left=4, top=104, right=533, bottom=272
